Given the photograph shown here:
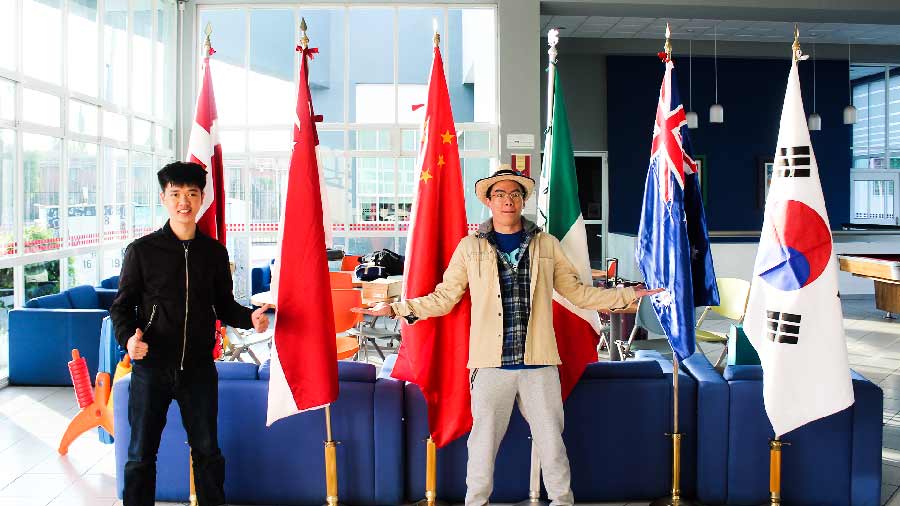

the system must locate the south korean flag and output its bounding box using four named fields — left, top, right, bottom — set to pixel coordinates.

left=743, top=51, right=854, bottom=437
